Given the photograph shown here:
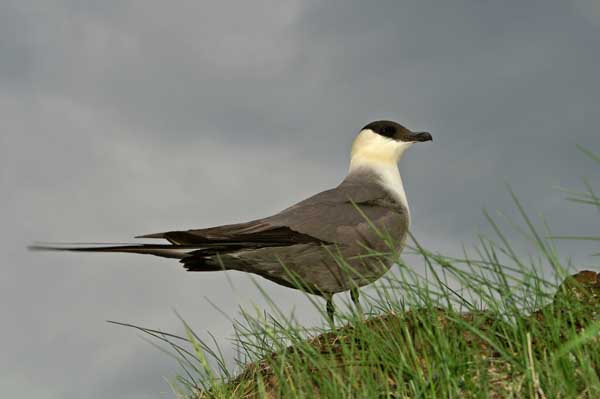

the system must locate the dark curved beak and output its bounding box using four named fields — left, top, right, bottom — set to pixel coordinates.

left=411, top=131, right=433, bottom=142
